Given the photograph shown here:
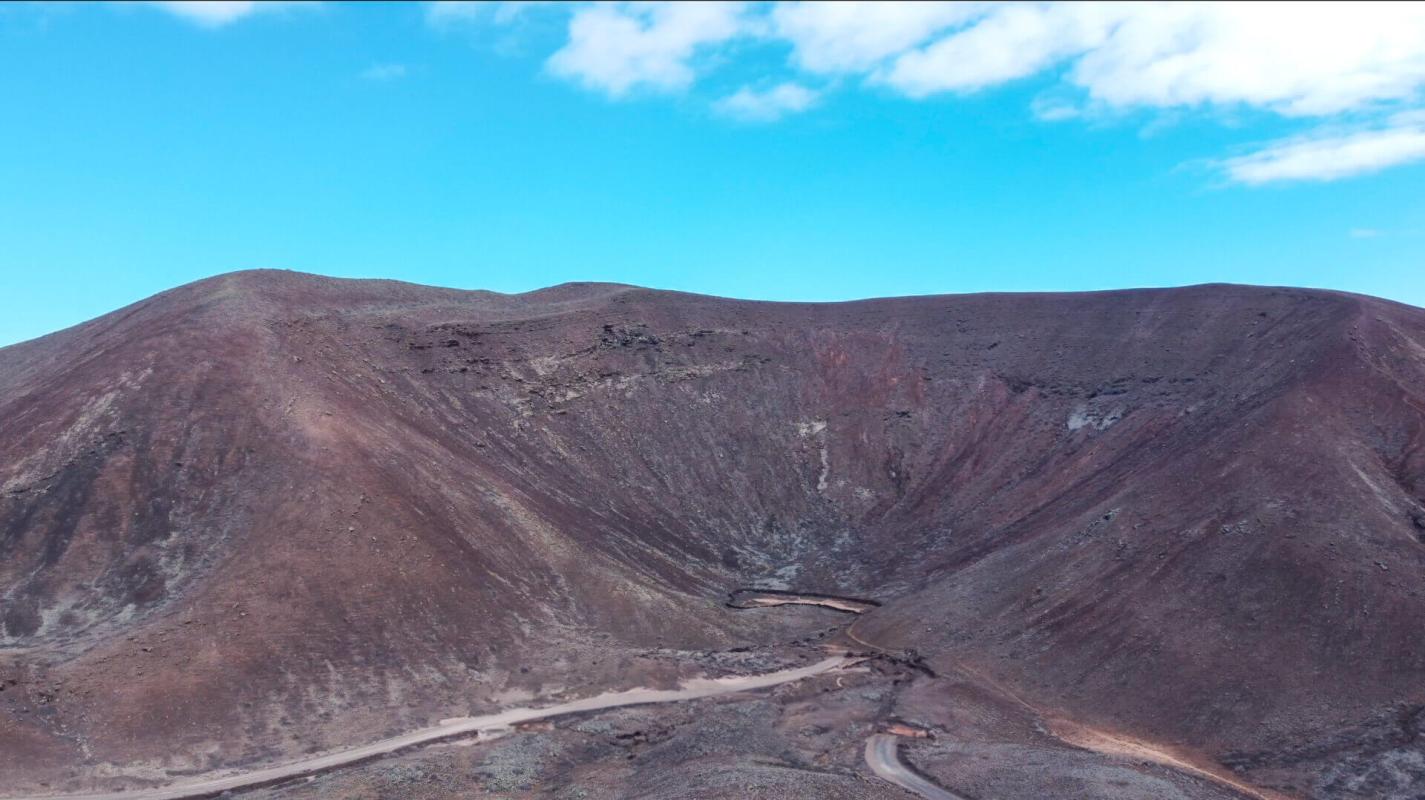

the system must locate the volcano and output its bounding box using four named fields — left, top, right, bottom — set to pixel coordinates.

left=3, top=270, right=1424, bottom=799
